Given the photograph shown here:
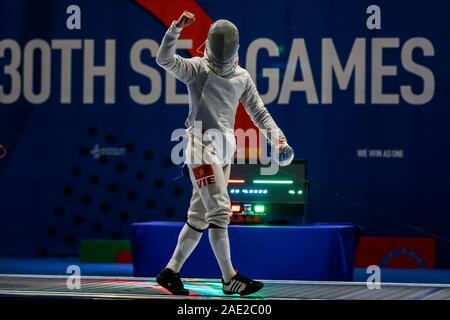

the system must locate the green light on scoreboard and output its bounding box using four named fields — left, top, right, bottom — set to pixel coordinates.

left=254, top=204, right=265, bottom=213
left=289, top=190, right=295, bottom=194
left=253, top=179, right=293, bottom=185
left=289, top=190, right=303, bottom=195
